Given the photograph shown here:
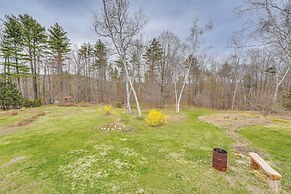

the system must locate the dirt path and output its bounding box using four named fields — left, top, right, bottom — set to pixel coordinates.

left=0, top=112, right=45, bottom=135
left=198, top=112, right=271, bottom=155
left=198, top=112, right=276, bottom=193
